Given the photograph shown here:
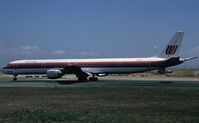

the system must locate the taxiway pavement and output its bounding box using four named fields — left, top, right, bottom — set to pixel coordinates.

left=0, top=77, right=199, bottom=88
